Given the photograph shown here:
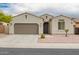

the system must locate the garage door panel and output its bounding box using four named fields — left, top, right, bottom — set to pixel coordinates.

left=14, top=23, right=38, bottom=34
